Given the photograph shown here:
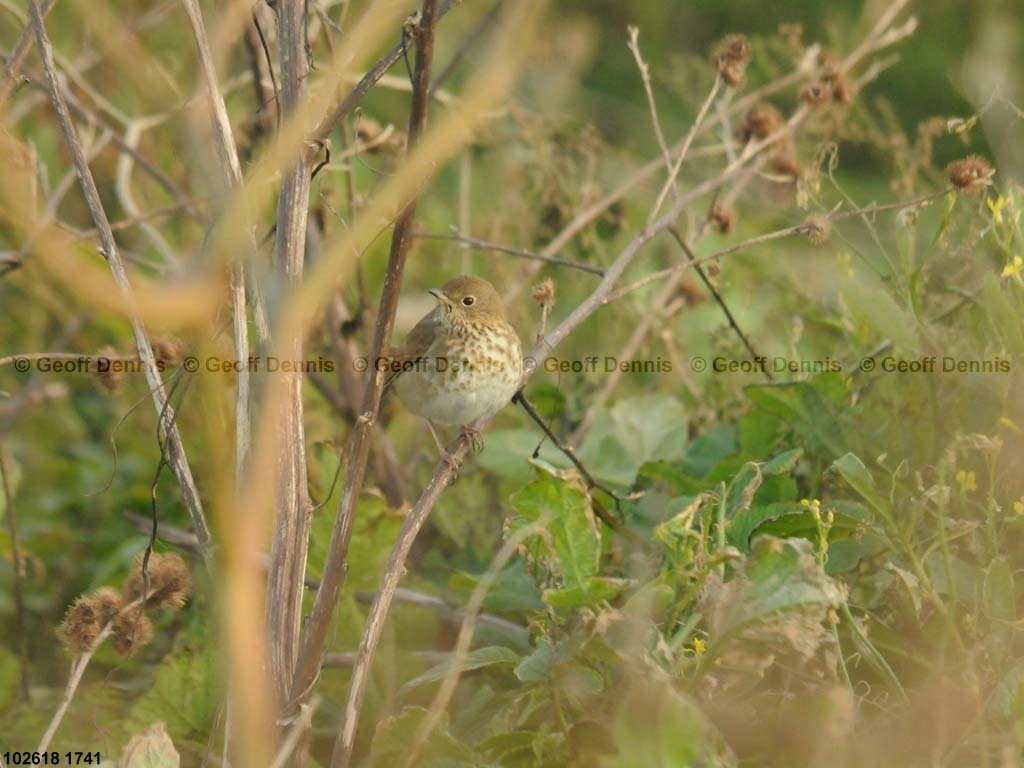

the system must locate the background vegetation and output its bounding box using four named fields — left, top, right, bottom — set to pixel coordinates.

left=1, top=0, right=1023, bottom=765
